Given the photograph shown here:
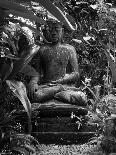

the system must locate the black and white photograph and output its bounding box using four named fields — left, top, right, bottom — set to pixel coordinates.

left=0, top=0, right=116, bottom=154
